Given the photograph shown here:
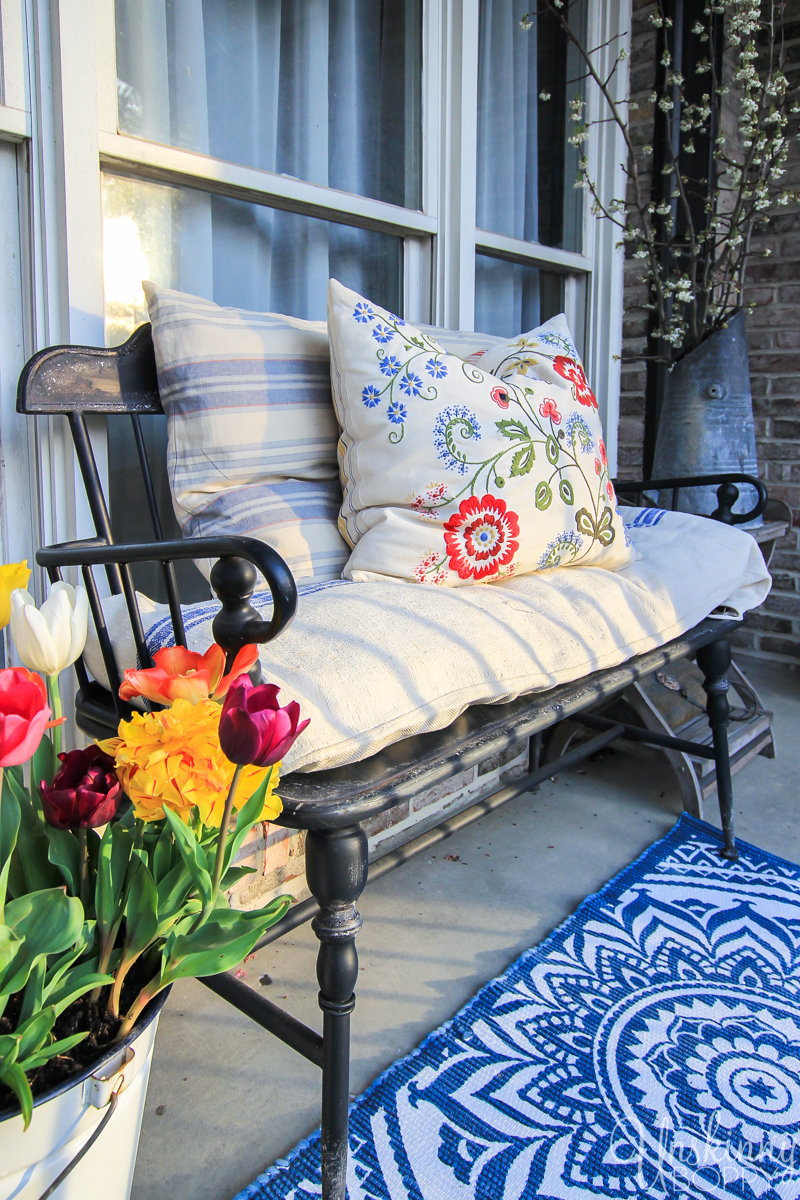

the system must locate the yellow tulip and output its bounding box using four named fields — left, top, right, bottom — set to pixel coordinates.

left=98, top=698, right=282, bottom=826
left=0, top=561, right=30, bottom=629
